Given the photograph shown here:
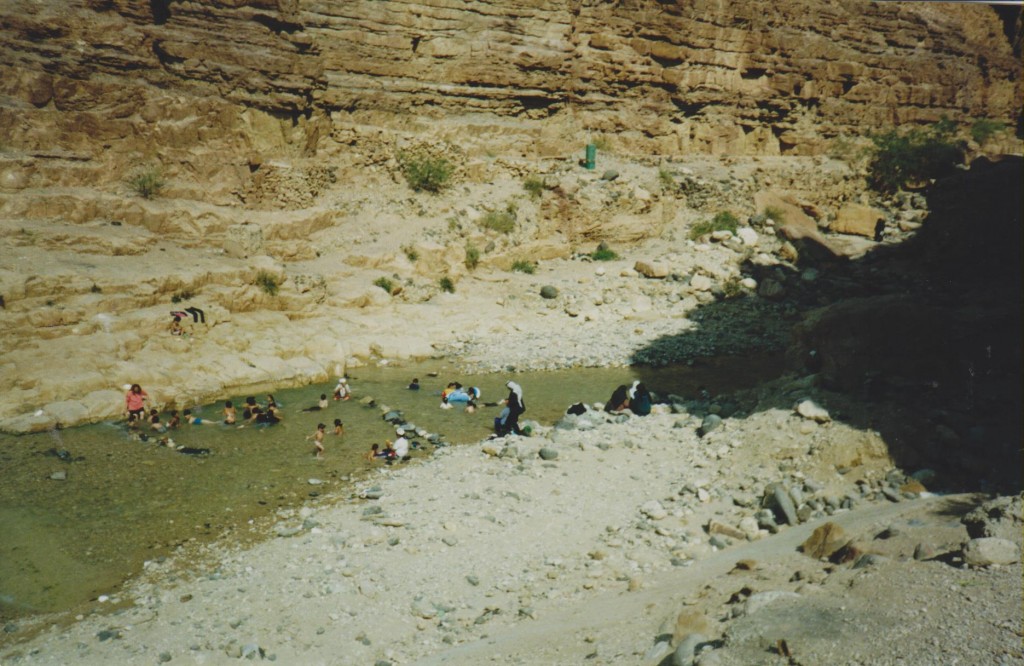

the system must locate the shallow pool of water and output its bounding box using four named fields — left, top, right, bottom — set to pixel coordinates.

left=0, top=356, right=782, bottom=629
